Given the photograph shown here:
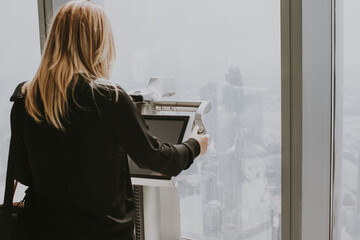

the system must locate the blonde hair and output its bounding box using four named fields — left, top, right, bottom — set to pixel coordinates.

left=24, top=0, right=116, bottom=131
